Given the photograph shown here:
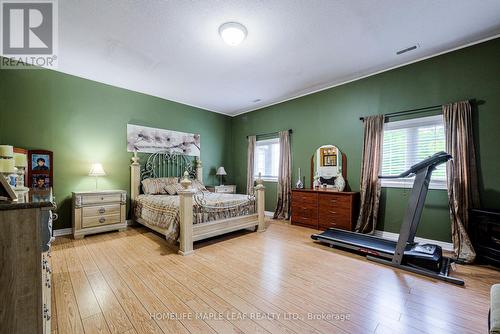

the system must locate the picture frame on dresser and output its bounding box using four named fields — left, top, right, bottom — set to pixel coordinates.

left=28, top=150, right=53, bottom=189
